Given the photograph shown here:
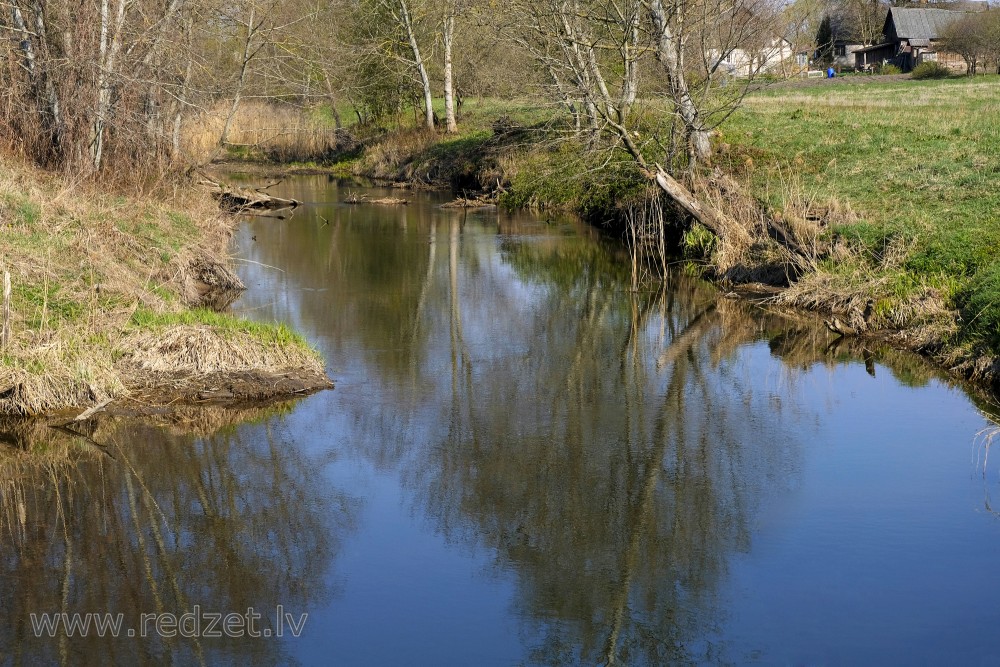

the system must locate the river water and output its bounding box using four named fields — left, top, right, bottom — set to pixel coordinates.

left=4, top=175, right=1000, bottom=665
